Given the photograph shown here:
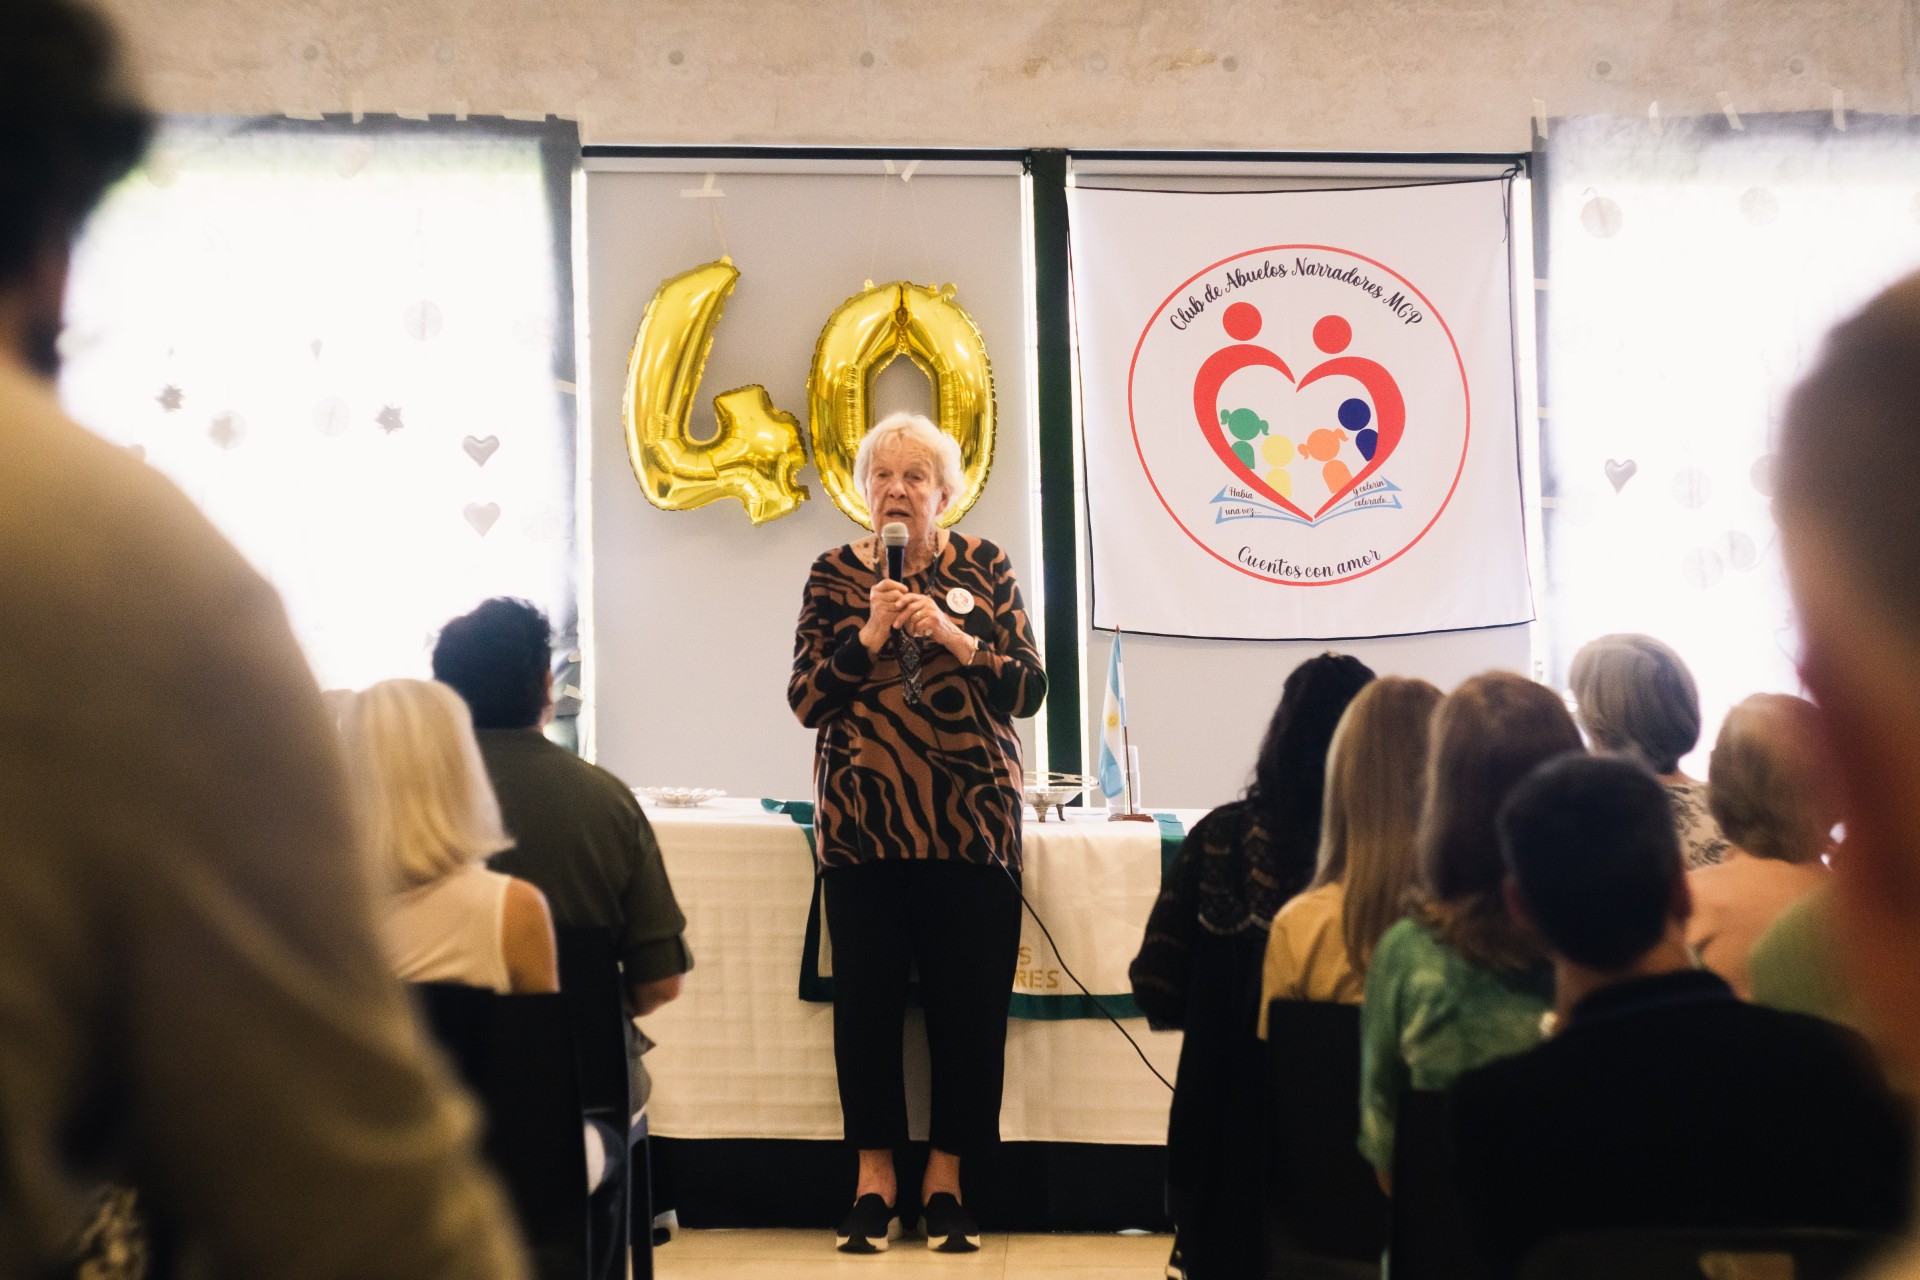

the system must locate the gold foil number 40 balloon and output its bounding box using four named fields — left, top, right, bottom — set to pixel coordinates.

left=807, top=280, right=996, bottom=530
left=622, top=259, right=810, bottom=525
